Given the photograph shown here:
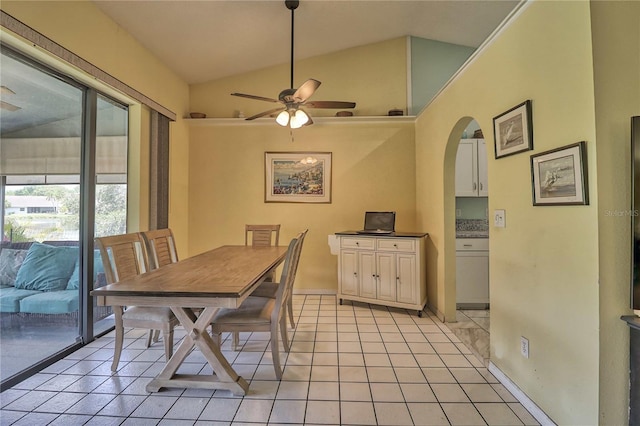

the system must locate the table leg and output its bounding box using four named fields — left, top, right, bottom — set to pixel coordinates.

left=146, top=307, right=249, bottom=395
